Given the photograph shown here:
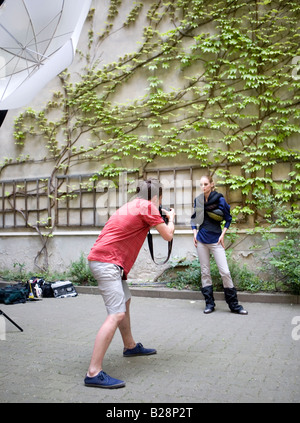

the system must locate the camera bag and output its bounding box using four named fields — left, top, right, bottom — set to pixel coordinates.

left=51, top=281, right=78, bottom=298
